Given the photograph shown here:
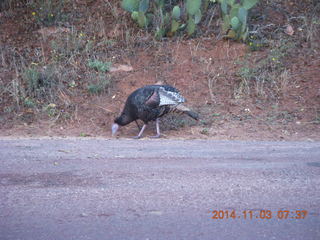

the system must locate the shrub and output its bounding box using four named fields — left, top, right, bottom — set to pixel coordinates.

left=87, top=73, right=111, bottom=95
left=87, top=60, right=112, bottom=72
